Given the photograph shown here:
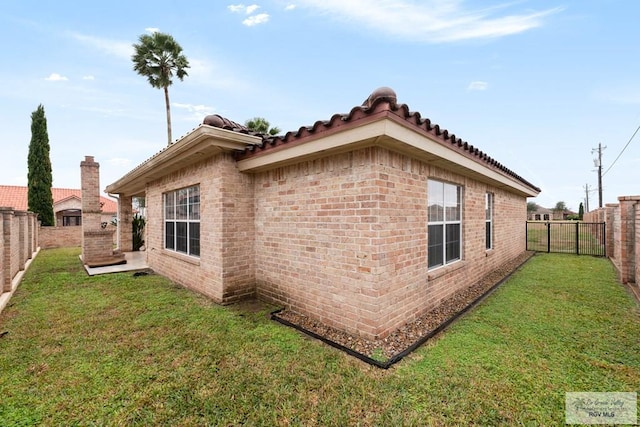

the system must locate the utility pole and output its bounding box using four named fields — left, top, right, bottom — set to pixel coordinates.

left=591, top=143, right=606, bottom=208
left=584, top=183, right=590, bottom=212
